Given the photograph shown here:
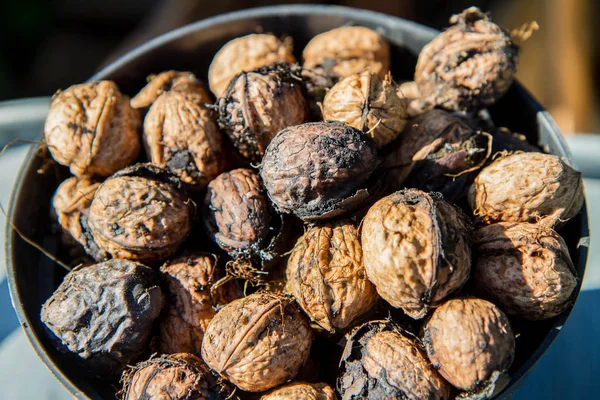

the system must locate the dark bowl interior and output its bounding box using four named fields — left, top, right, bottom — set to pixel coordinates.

left=5, top=4, right=589, bottom=400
